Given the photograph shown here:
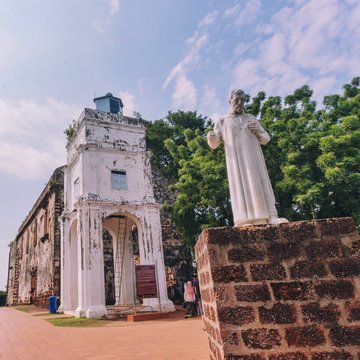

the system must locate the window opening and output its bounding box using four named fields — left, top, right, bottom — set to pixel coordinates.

left=111, top=170, right=127, bottom=190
